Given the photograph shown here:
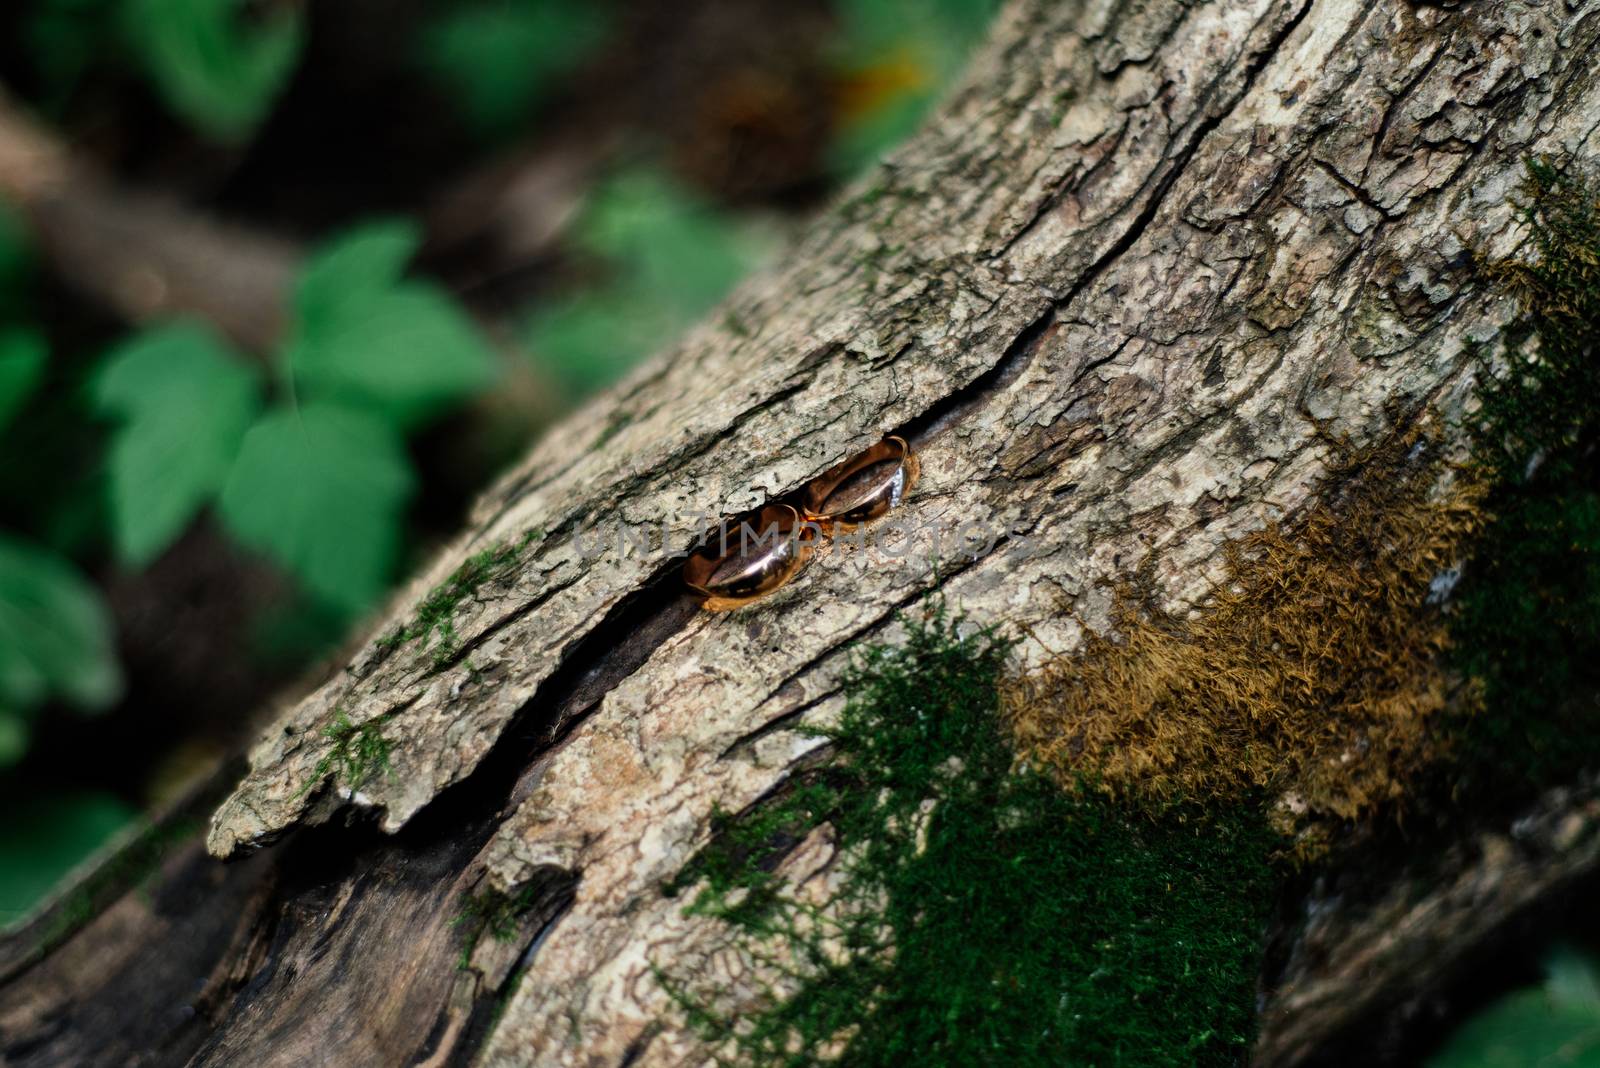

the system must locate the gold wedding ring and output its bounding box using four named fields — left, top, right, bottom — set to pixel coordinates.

left=684, top=504, right=817, bottom=611
left=684, top=437, right=919, bottom=611
left=800, top=435, right=919, bottom=532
